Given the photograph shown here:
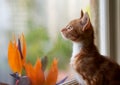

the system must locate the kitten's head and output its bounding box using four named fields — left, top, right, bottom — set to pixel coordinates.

left=61, top=10, right=93, bottom=42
